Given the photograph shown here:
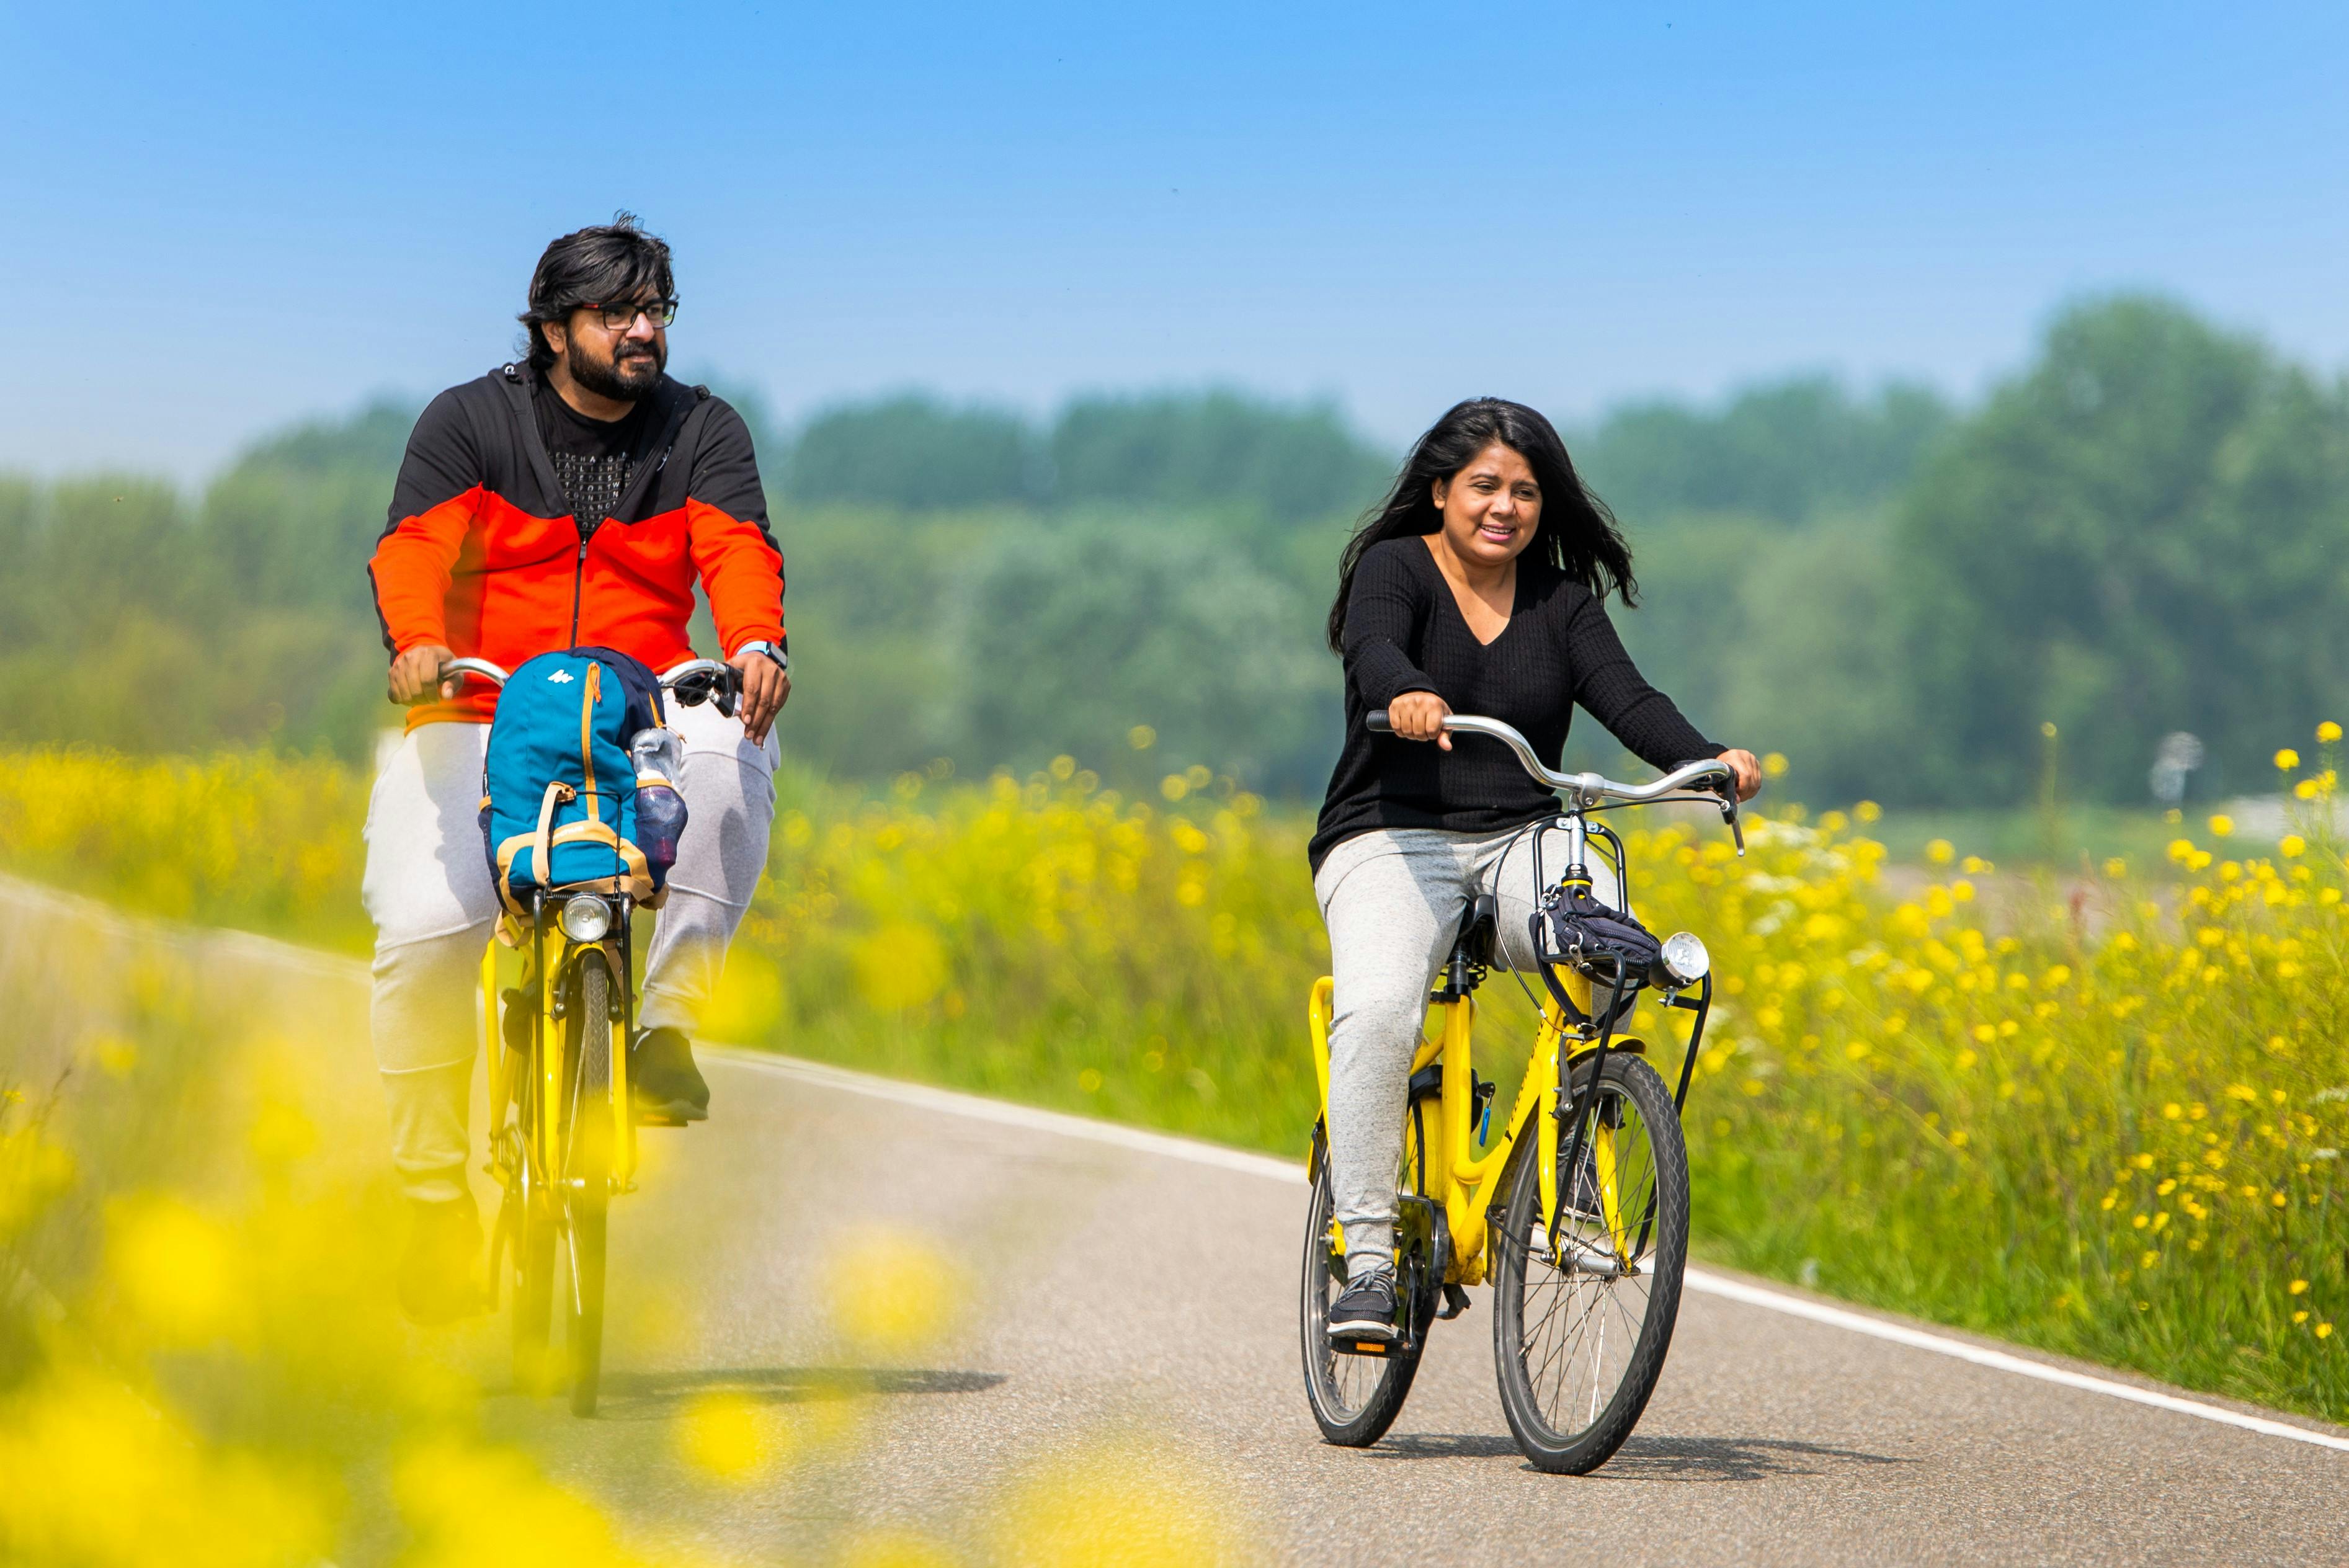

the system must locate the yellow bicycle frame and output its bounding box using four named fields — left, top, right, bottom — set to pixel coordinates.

left=1308, top=966, right=1639, bottom=1287
left=482, top=924, right=636, bottom=1199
